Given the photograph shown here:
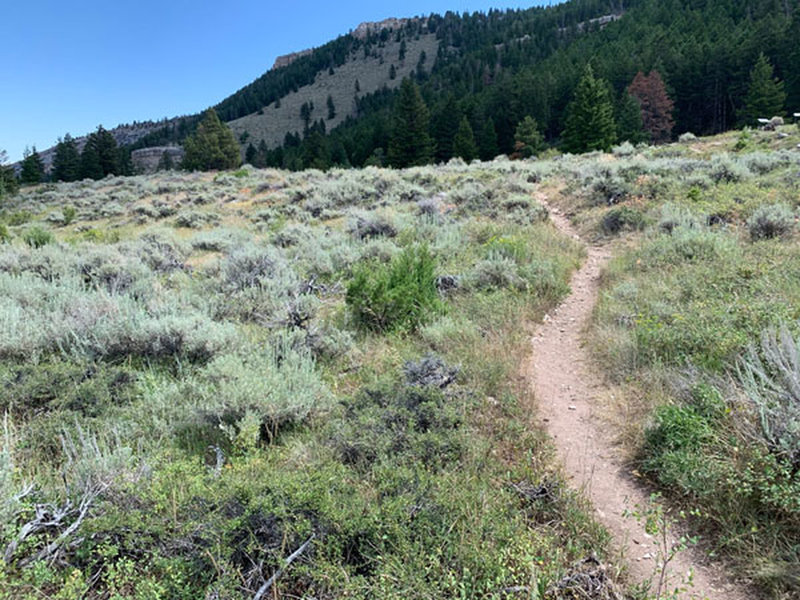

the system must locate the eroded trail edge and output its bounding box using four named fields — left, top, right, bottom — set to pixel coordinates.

left=527, top=206, right=748, bottom=600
